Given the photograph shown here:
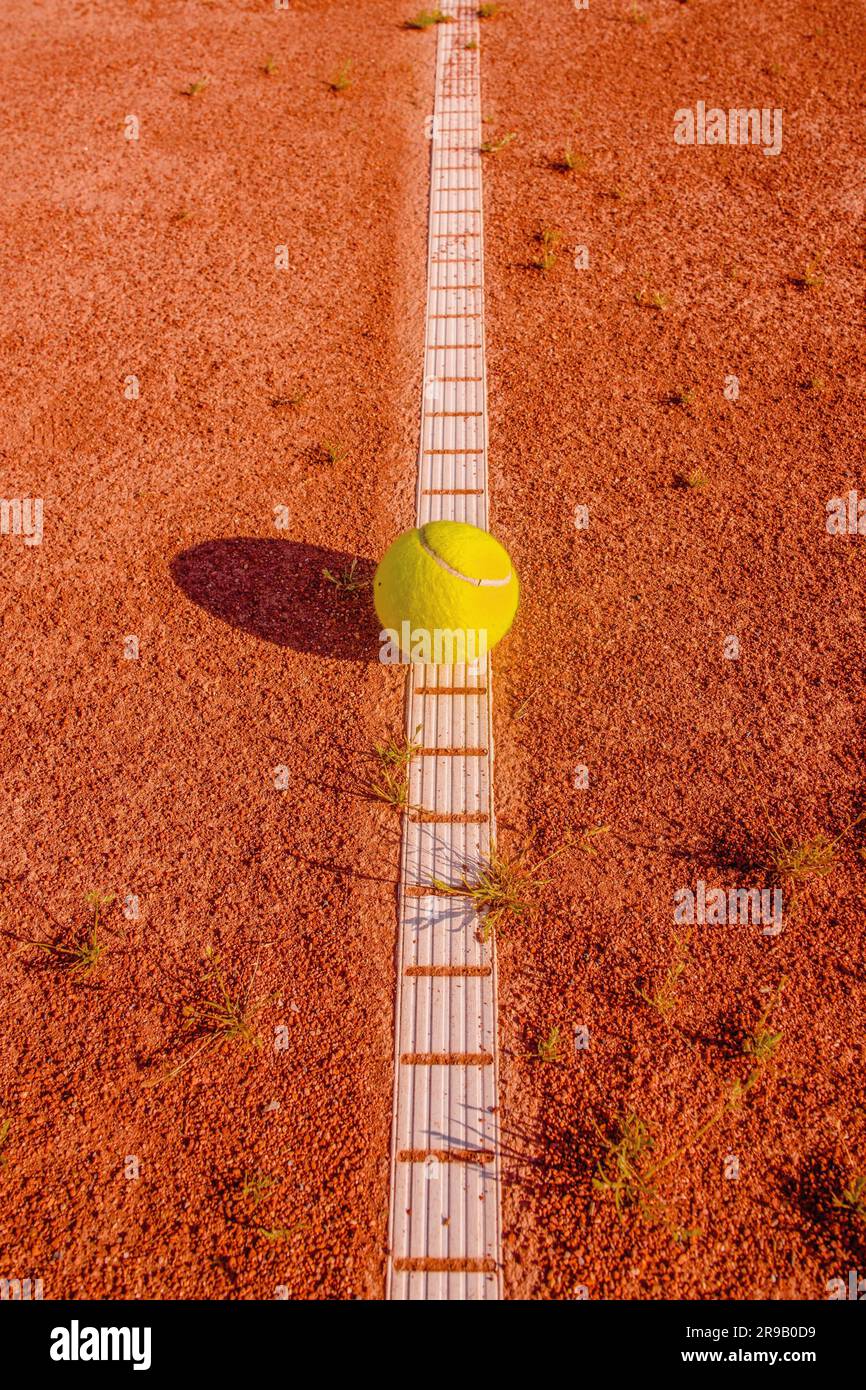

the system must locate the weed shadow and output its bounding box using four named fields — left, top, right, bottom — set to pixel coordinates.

left=171, top=538, right=379, bottom=662
left=779, top=1150, right=866, bottom=1266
